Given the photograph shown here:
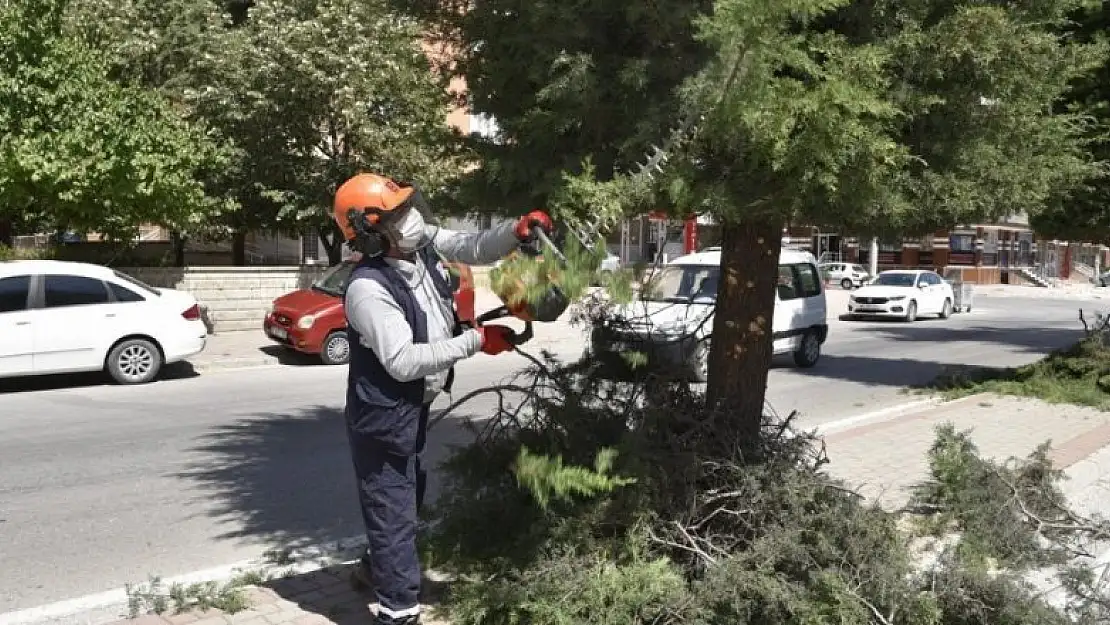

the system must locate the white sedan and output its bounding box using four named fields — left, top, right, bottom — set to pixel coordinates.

left=0, top=260, right=208, bottom=384
left=846, top=269, right=954, bottom=322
